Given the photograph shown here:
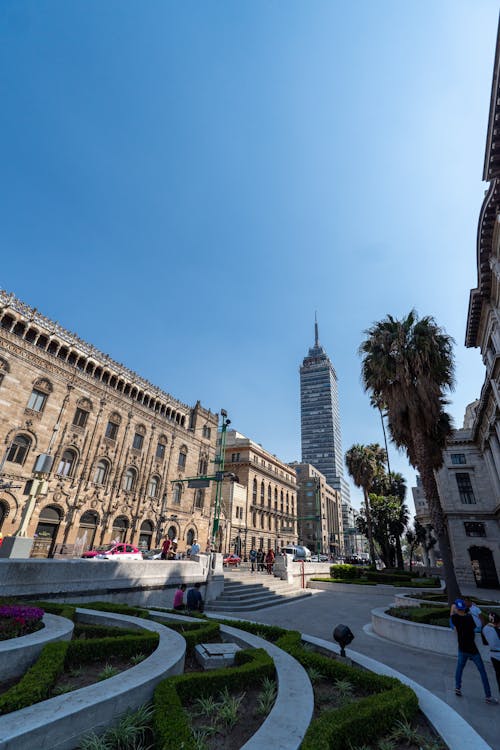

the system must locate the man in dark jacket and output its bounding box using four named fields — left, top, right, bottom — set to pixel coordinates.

left=451, top=598, right=497, bottom=704
left=186, top=582, right=204, bottom=612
